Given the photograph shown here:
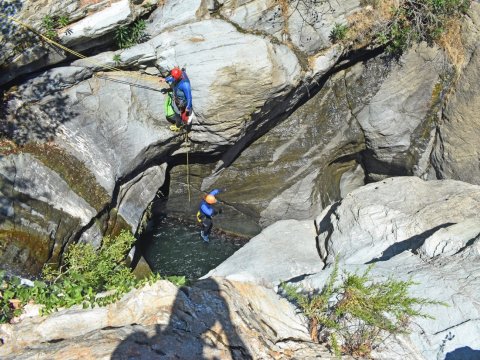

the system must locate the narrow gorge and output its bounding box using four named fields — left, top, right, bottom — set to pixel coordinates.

left=0, top=0, right=479, bottom=359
